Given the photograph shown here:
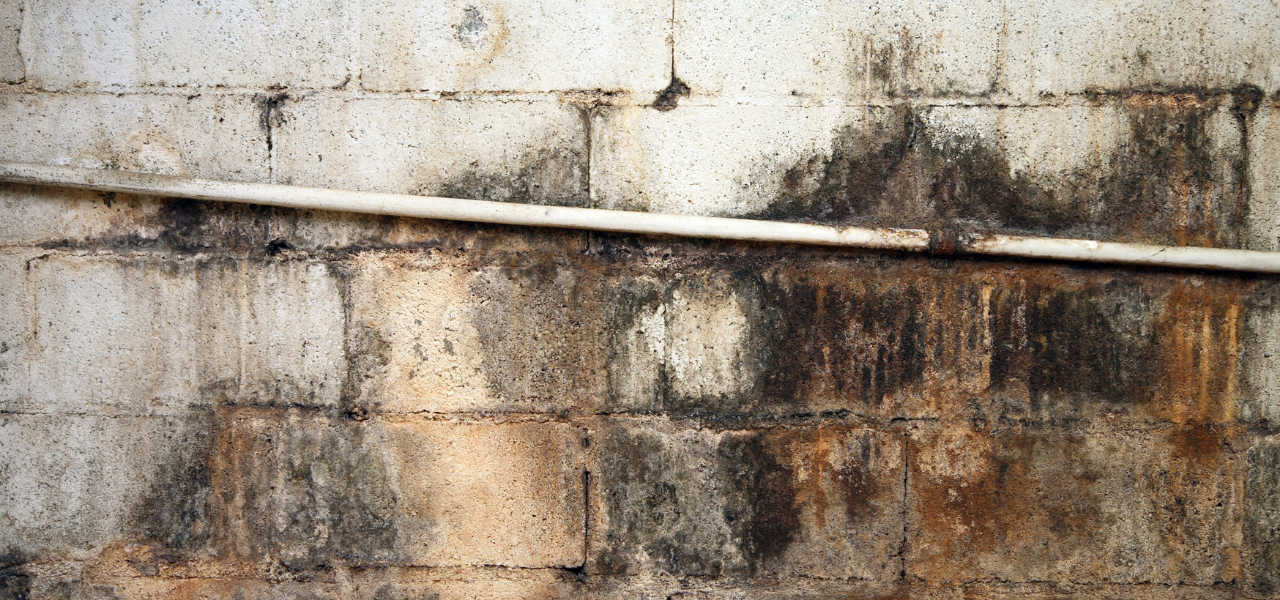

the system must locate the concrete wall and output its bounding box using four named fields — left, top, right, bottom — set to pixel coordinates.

left=2, top=0, right=1280, bottom=598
